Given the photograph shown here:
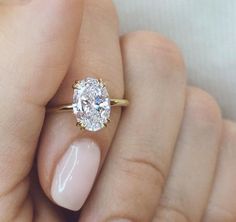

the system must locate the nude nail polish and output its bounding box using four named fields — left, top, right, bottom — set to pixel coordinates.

left=51, top=138, right=101, bottom=211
